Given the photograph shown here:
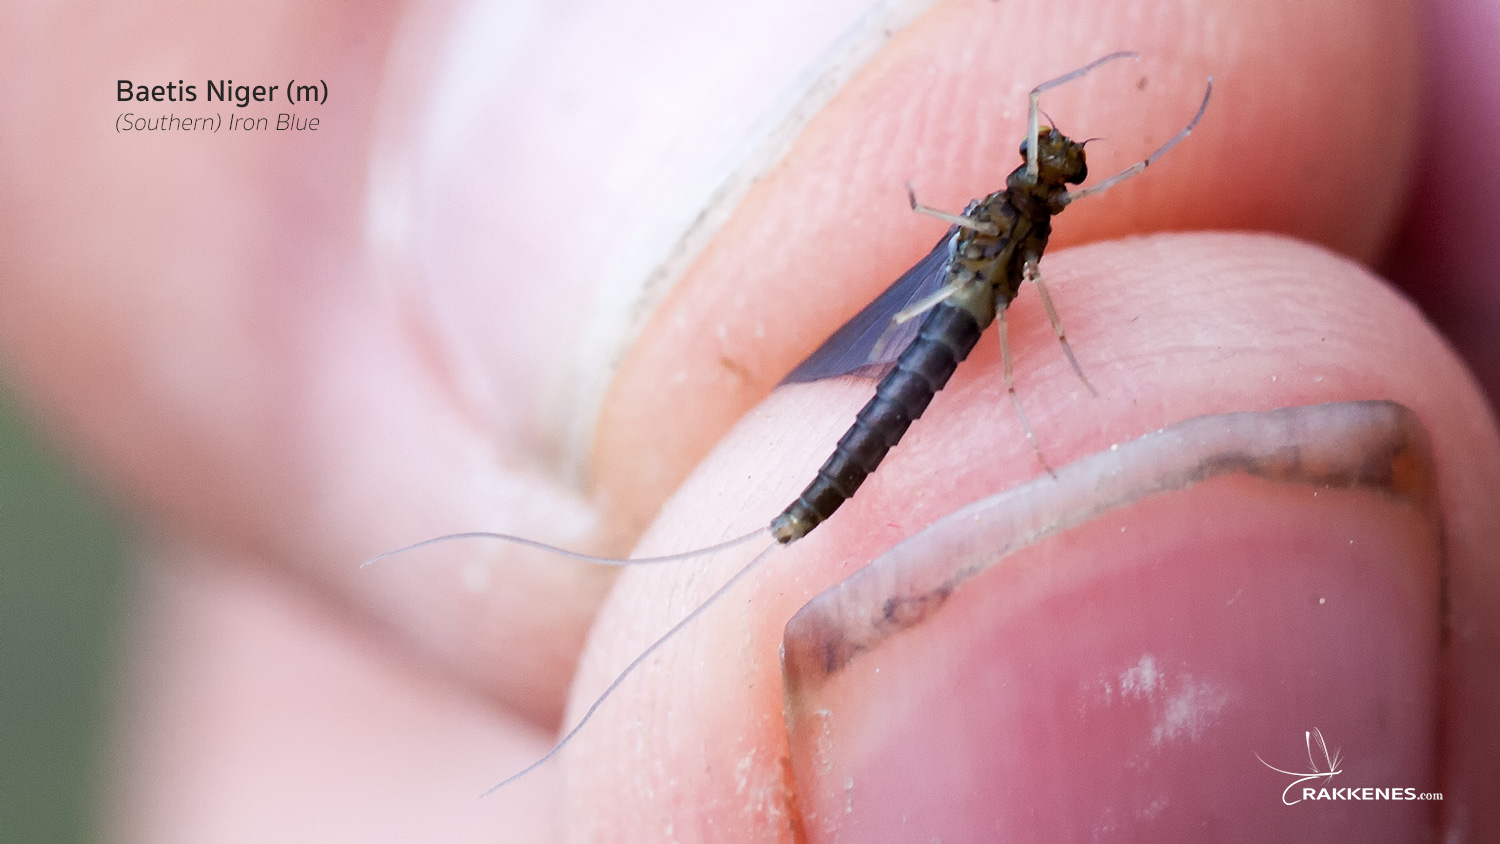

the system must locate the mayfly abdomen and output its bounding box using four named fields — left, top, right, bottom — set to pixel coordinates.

left=770, top=299, right=985, bottom=543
